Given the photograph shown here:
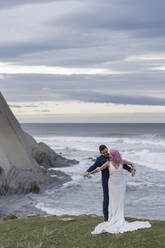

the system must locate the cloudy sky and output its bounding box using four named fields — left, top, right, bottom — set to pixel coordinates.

left=0, top=0, right=165, bottom=123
